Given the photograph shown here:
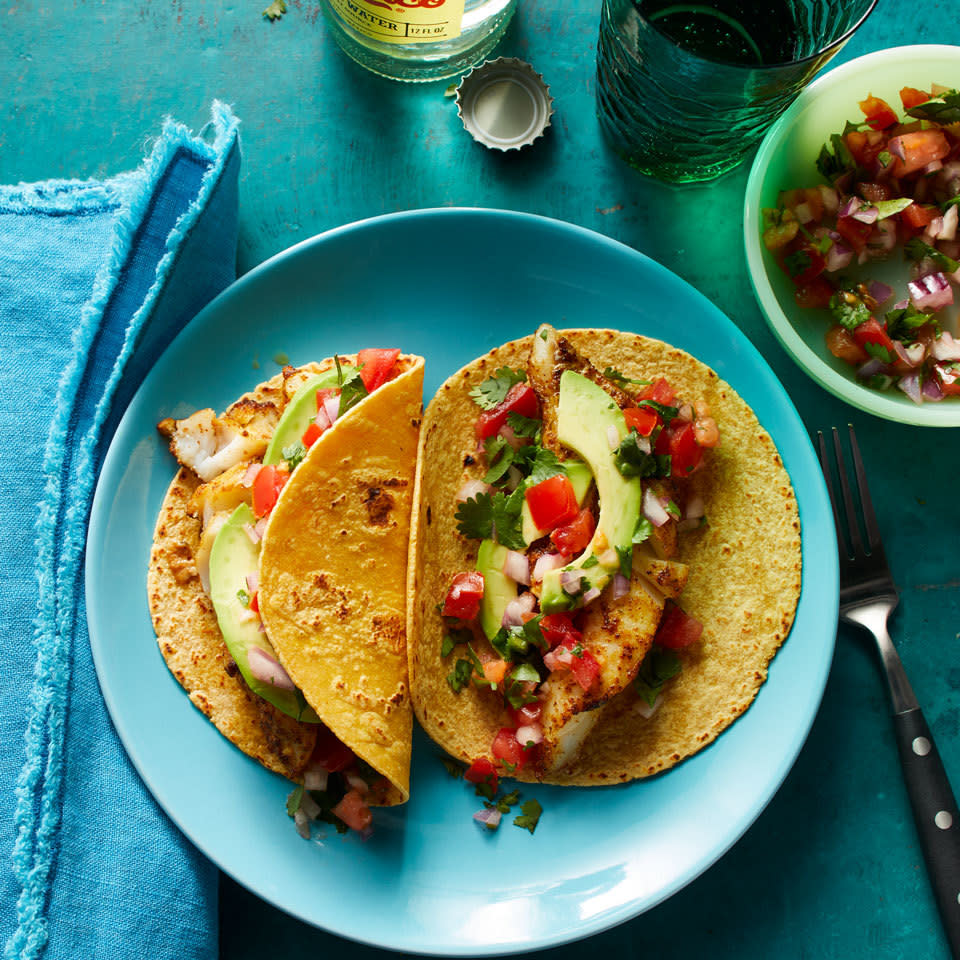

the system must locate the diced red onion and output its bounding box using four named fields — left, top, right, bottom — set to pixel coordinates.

left=241, top=463, right=262, bottom=488
left=606, top=425, right=620, bottom=450
left=599, top=547, right=618, bottom=568
left=532, top=552, right=566, bottom=581
left=892, top=340, right=926, bottom=369
left=851, top=204, right=878, bottom=225
left=926, top=218, right=945, bottom=241
left=908, top=272, right=954, bottom=311
left=502, top=592, right=536, bottom=627
left=643, top=487, right=670, bottom=527
left=254, top=517, right=268, bottom=539
left=473, top=807, right=502, bottom=829
left=868, top=281, right=893, bottom=305
left=314, top=406, right=332, bottom=431
left=794, top=201, right=814, bottom=224
left=505, top=465, right=523, bottom=492
left=634, top=434, right=652, bottom=454
left=303, top=768, right=329, bottom=792
left=245, top=571, right=259, bottom=593
left=887, top=137, right=906, bottom=162
left=323, top=394, right=340, bottom=423
left=497, top=423, right=524, bottom=449
left=825, top=240, right=853, bottom=272
left=925, top=159, right=944, bottom=175
left=922, top=377, right=945, bottom=402
left=559, top=569, right=586, bottom=593
left=515, top=724, right=543, bottom=746
left=677, top=402, right=693, bottom=422
left=346, top=772, right=370, bottom=794
left=248, top=646, right=297, bottom=690
left=582, top=586, right=601, bottom=605
left=868, top=220, right=897, bottom=254
left=635, top=696, right=661, bottom=720
left=856, top=357, right=887, bottom=381
left=938, top=205, right=958, bottom=242
left=685, top=495, right=705, bottom=520
left=897, top=372, right=924, bottom=404
left=299, top=791, right=322, bottom=820
left=932, top=331, right=960, bottom=361
left=242, top=522, right=261, bottom=545
left=838, top=197, right=860, bottom=218
left=818, top=185, right=839, bottom=214
left=456, top=478, right=490, bottom=502
left=677, top=517, right=702, bottom=533
left=502, top=549, right=531, bottom=586
left=612, top=572, right=630, bottom=598
left=294, top=808, right=311, bottom=839
left=893, top=299, right=909, bottom=310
